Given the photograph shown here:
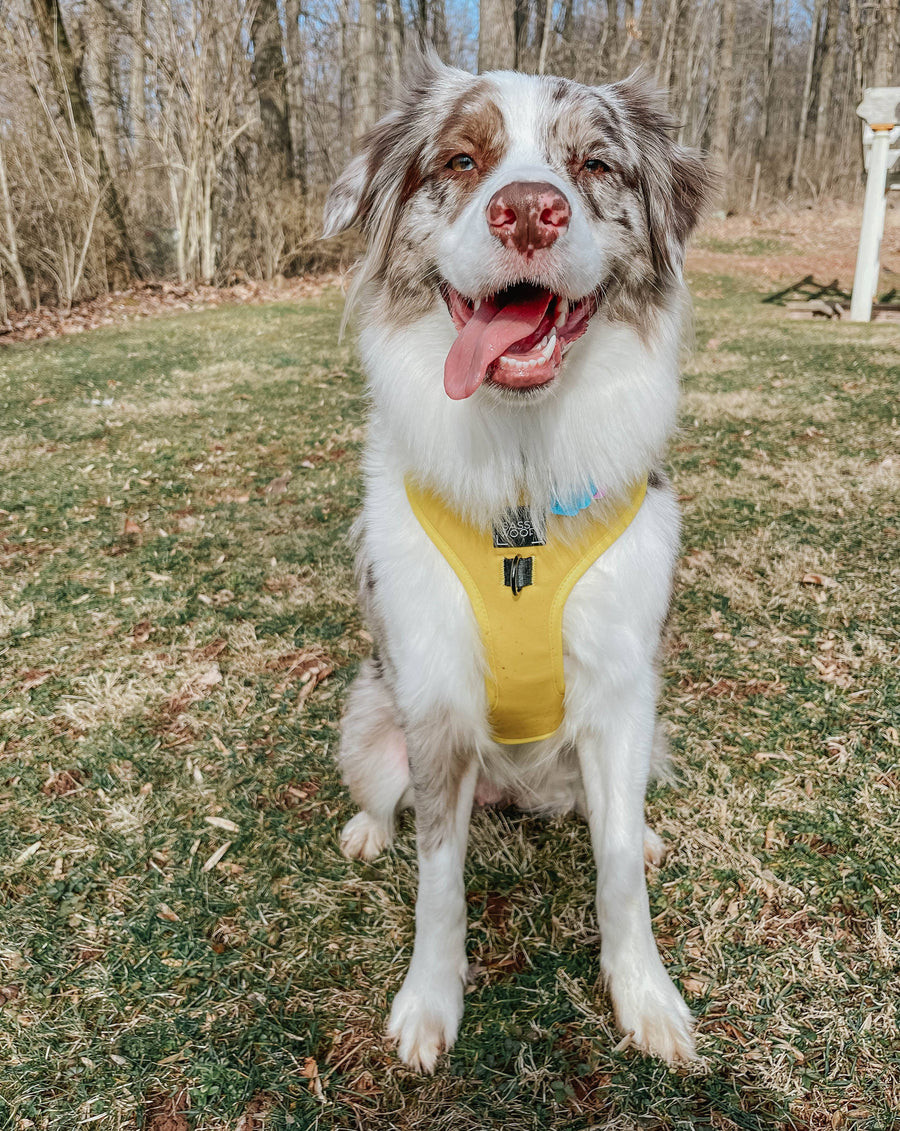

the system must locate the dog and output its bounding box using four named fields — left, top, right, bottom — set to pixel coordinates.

left=323, top=52, right=711, bottom=1073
